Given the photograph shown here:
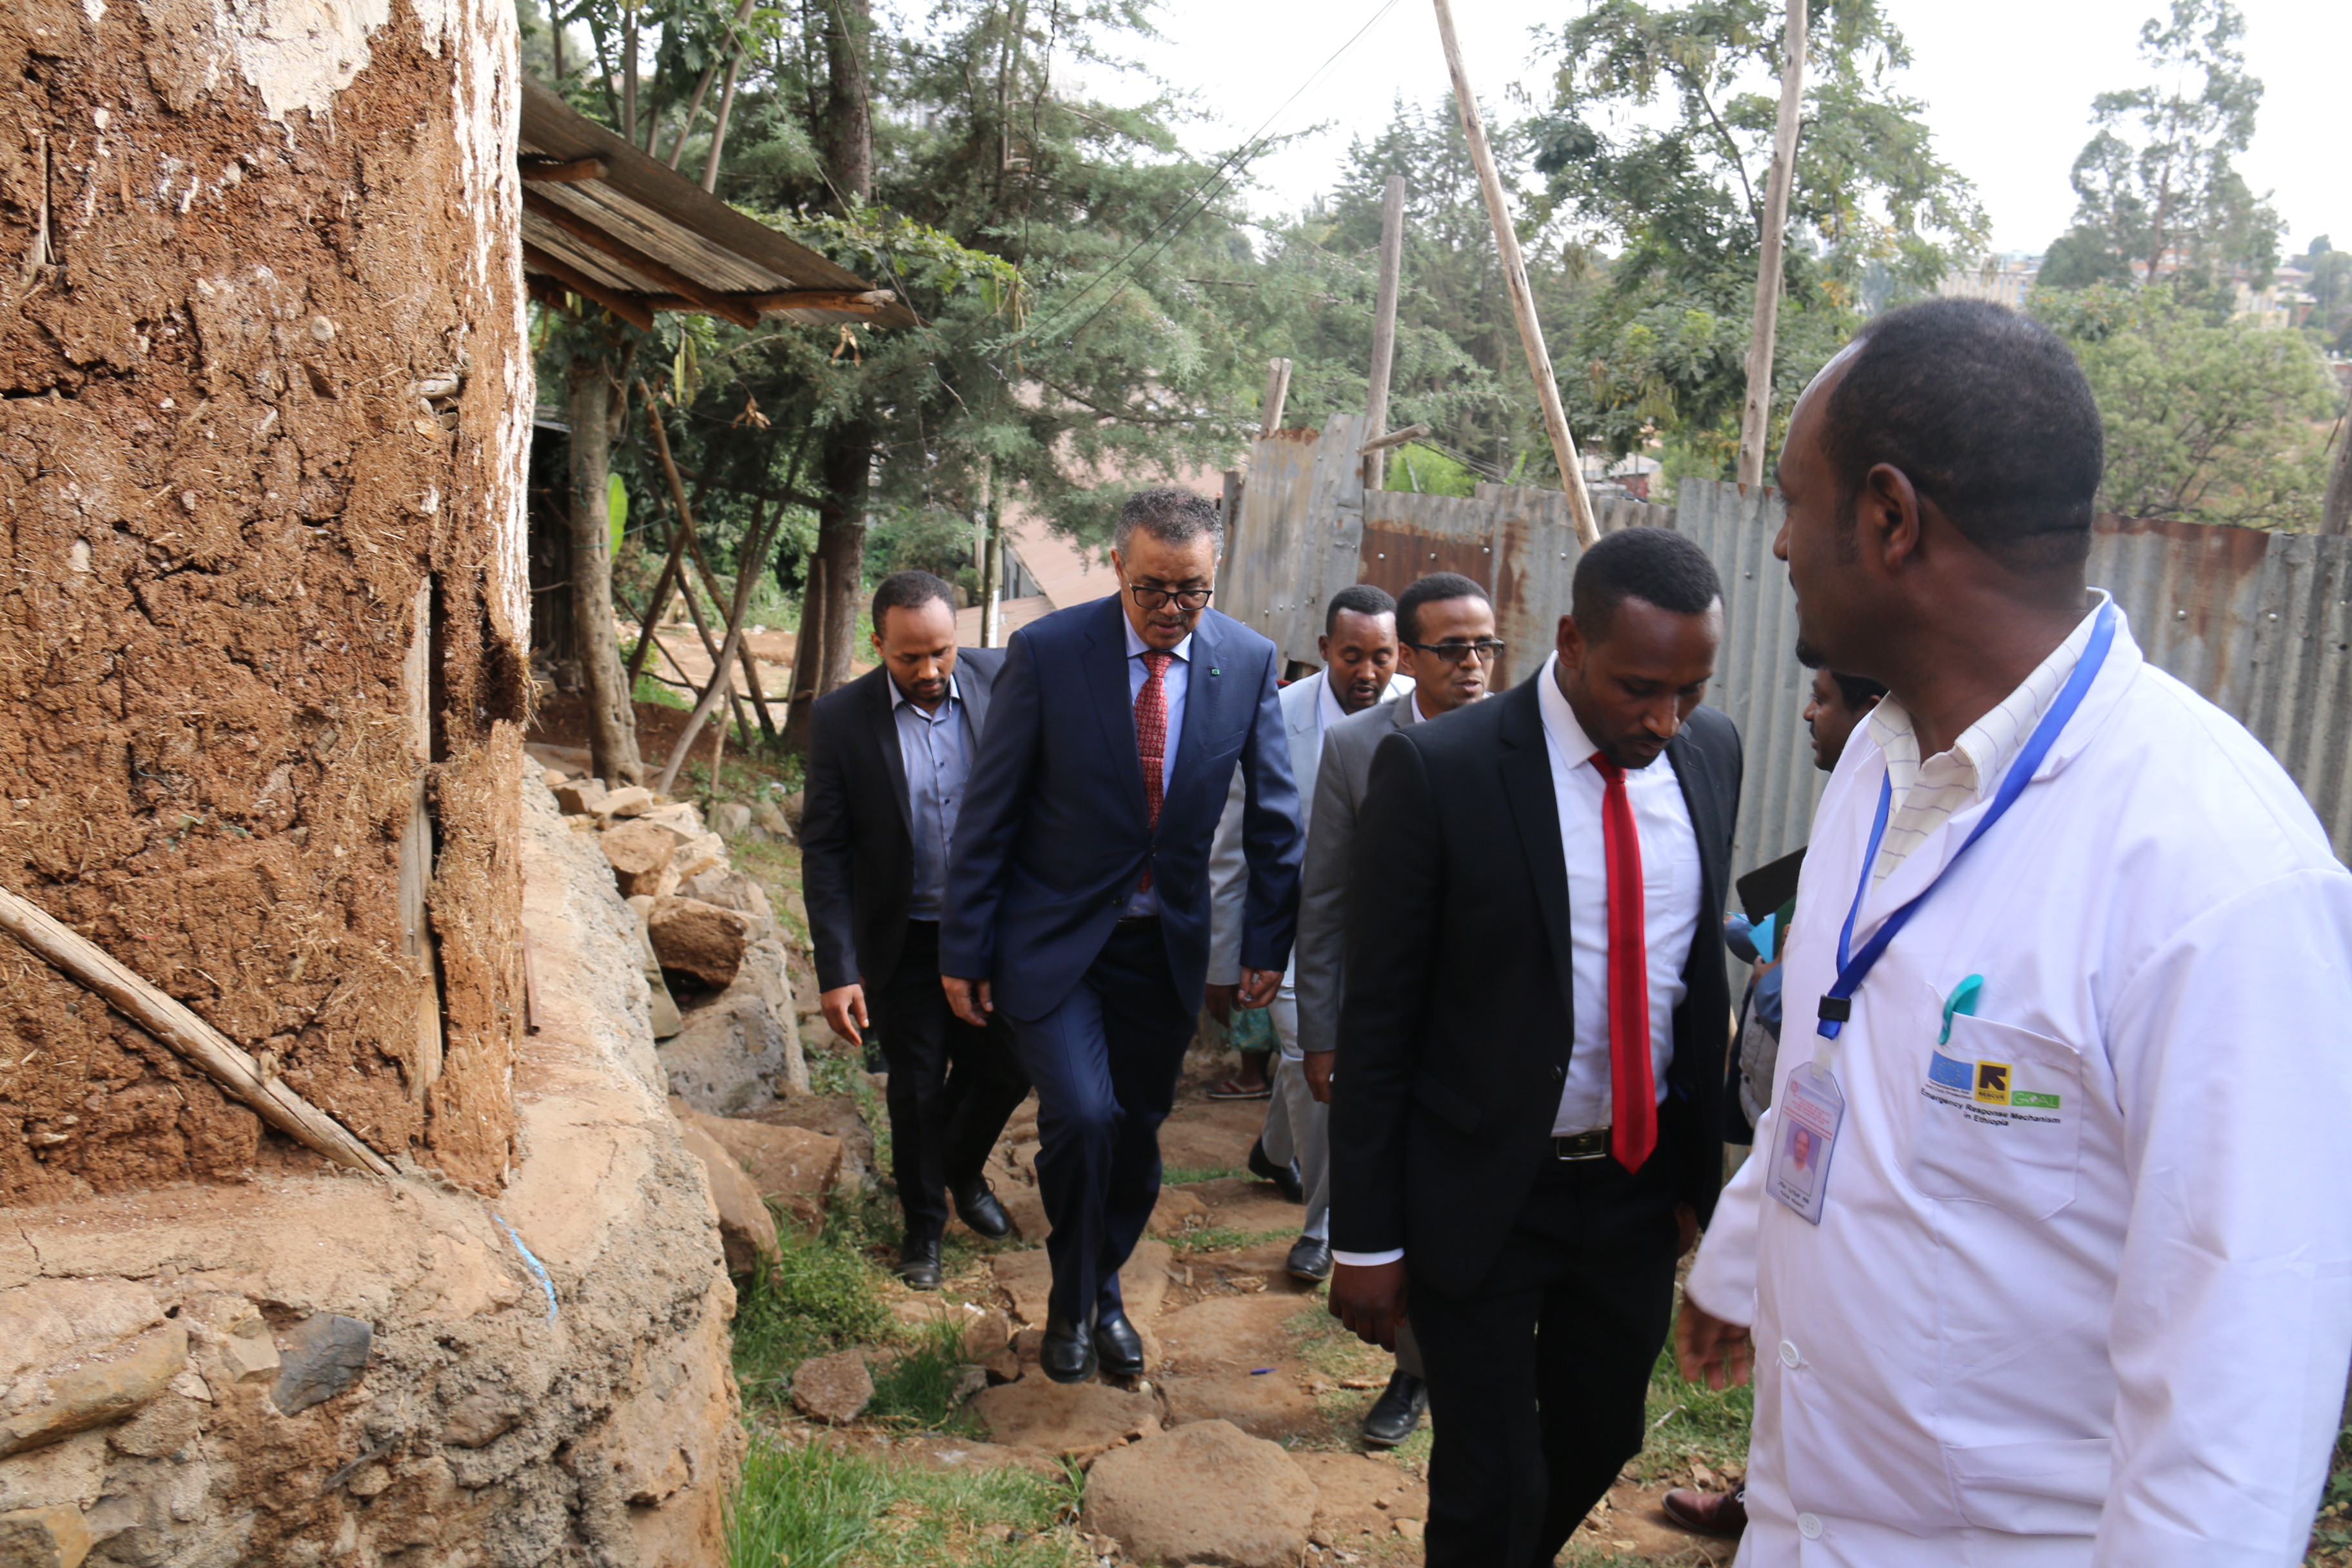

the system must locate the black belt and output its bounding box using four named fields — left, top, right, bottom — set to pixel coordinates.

left=1113, top=914, right=1161, bottom=928
left=1551, top=1128, right=1612, bottom=1162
